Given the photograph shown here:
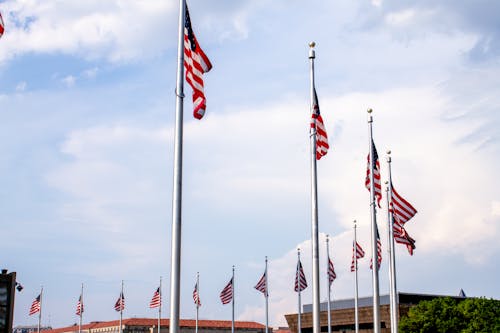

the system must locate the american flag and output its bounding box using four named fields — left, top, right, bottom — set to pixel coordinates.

left=114, top=292, right=125, bottom=312
left=327, top=257, right=336, bottom=286
left=254, top=271, right=267, bottom=296
left=219, top=278, right=233, bottom=305
left=310, top=88, right=329, bottom=160
left=394, top=222, right=416, bottom=255
left=193, top=282, right=201, bottom=307
left=390, top=183, right=417, bottom=225
left=149, top=287, right=161, bottom=308
left=184, top=4, right=212, bottom=120
left=350, top=242, right=365, bottom=272
left=29, top=294, right=41, bottom=316
left=294, top=260, right=308, bottom=292
left=75, top=295, right=84, bottom=316
left=0, top=12, right=4, bottom=39
left=365, top=140, right=382, bottom=207
left=370, top=226, right=382, bottom=270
